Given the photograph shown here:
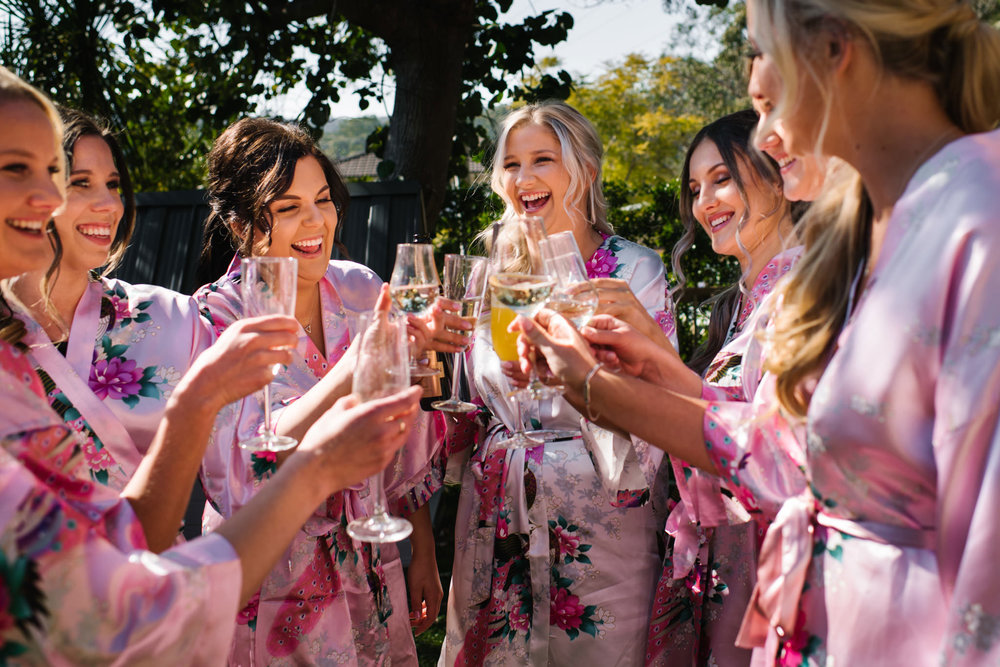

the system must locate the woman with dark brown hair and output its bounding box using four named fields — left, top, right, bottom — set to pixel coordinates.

left=3, top=107, right=223, bottom=551
left=195, top=117, right=463, bottom=665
